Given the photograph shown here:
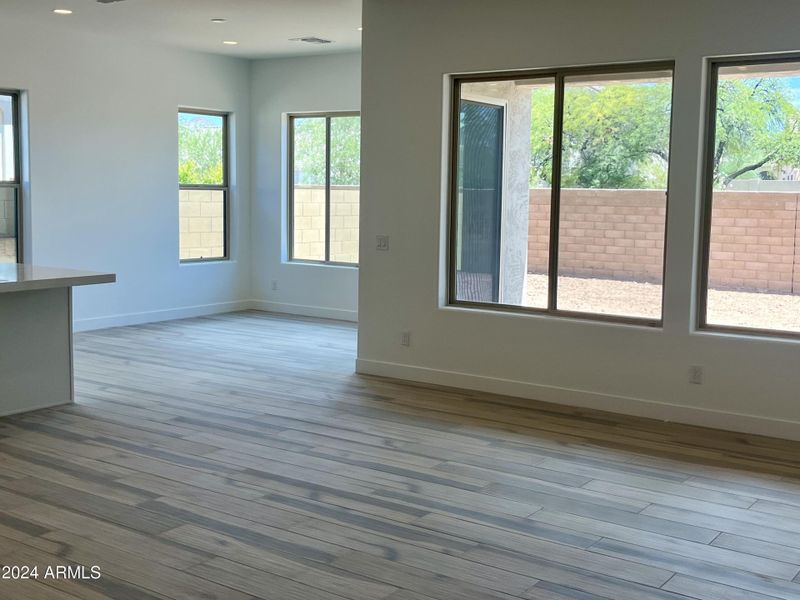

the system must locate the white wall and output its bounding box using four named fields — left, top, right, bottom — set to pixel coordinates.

left=0, top=19, right=252, bottom=330
left=251, top=52, right=361, bottom=321
left=358, top=0, right=800, bottom=439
